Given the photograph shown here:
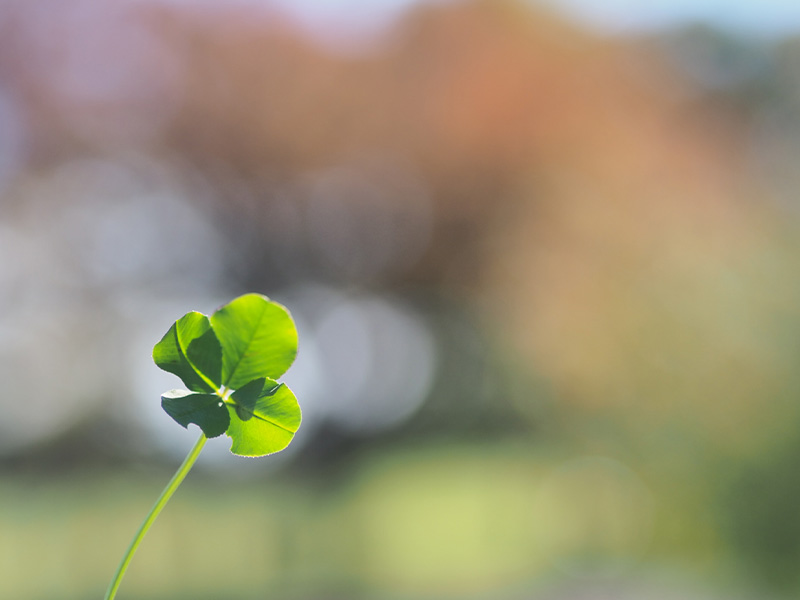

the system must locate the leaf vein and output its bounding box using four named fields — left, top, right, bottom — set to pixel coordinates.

left=222, top=303, right=268, bottom=388
left=237, top=406, right=296, bottom=434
